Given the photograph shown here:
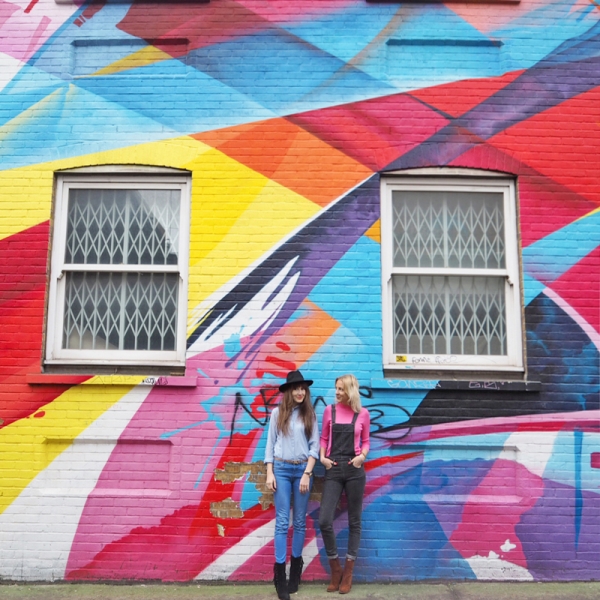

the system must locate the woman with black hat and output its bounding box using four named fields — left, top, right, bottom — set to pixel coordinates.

left=265, top=370, right=320, bottom=600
